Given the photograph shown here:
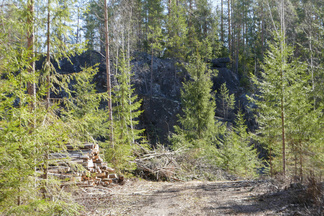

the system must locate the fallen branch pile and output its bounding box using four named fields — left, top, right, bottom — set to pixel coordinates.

left=134, top=144, right=182, bottom=181
left=46, top=143, right=122, bottom=187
